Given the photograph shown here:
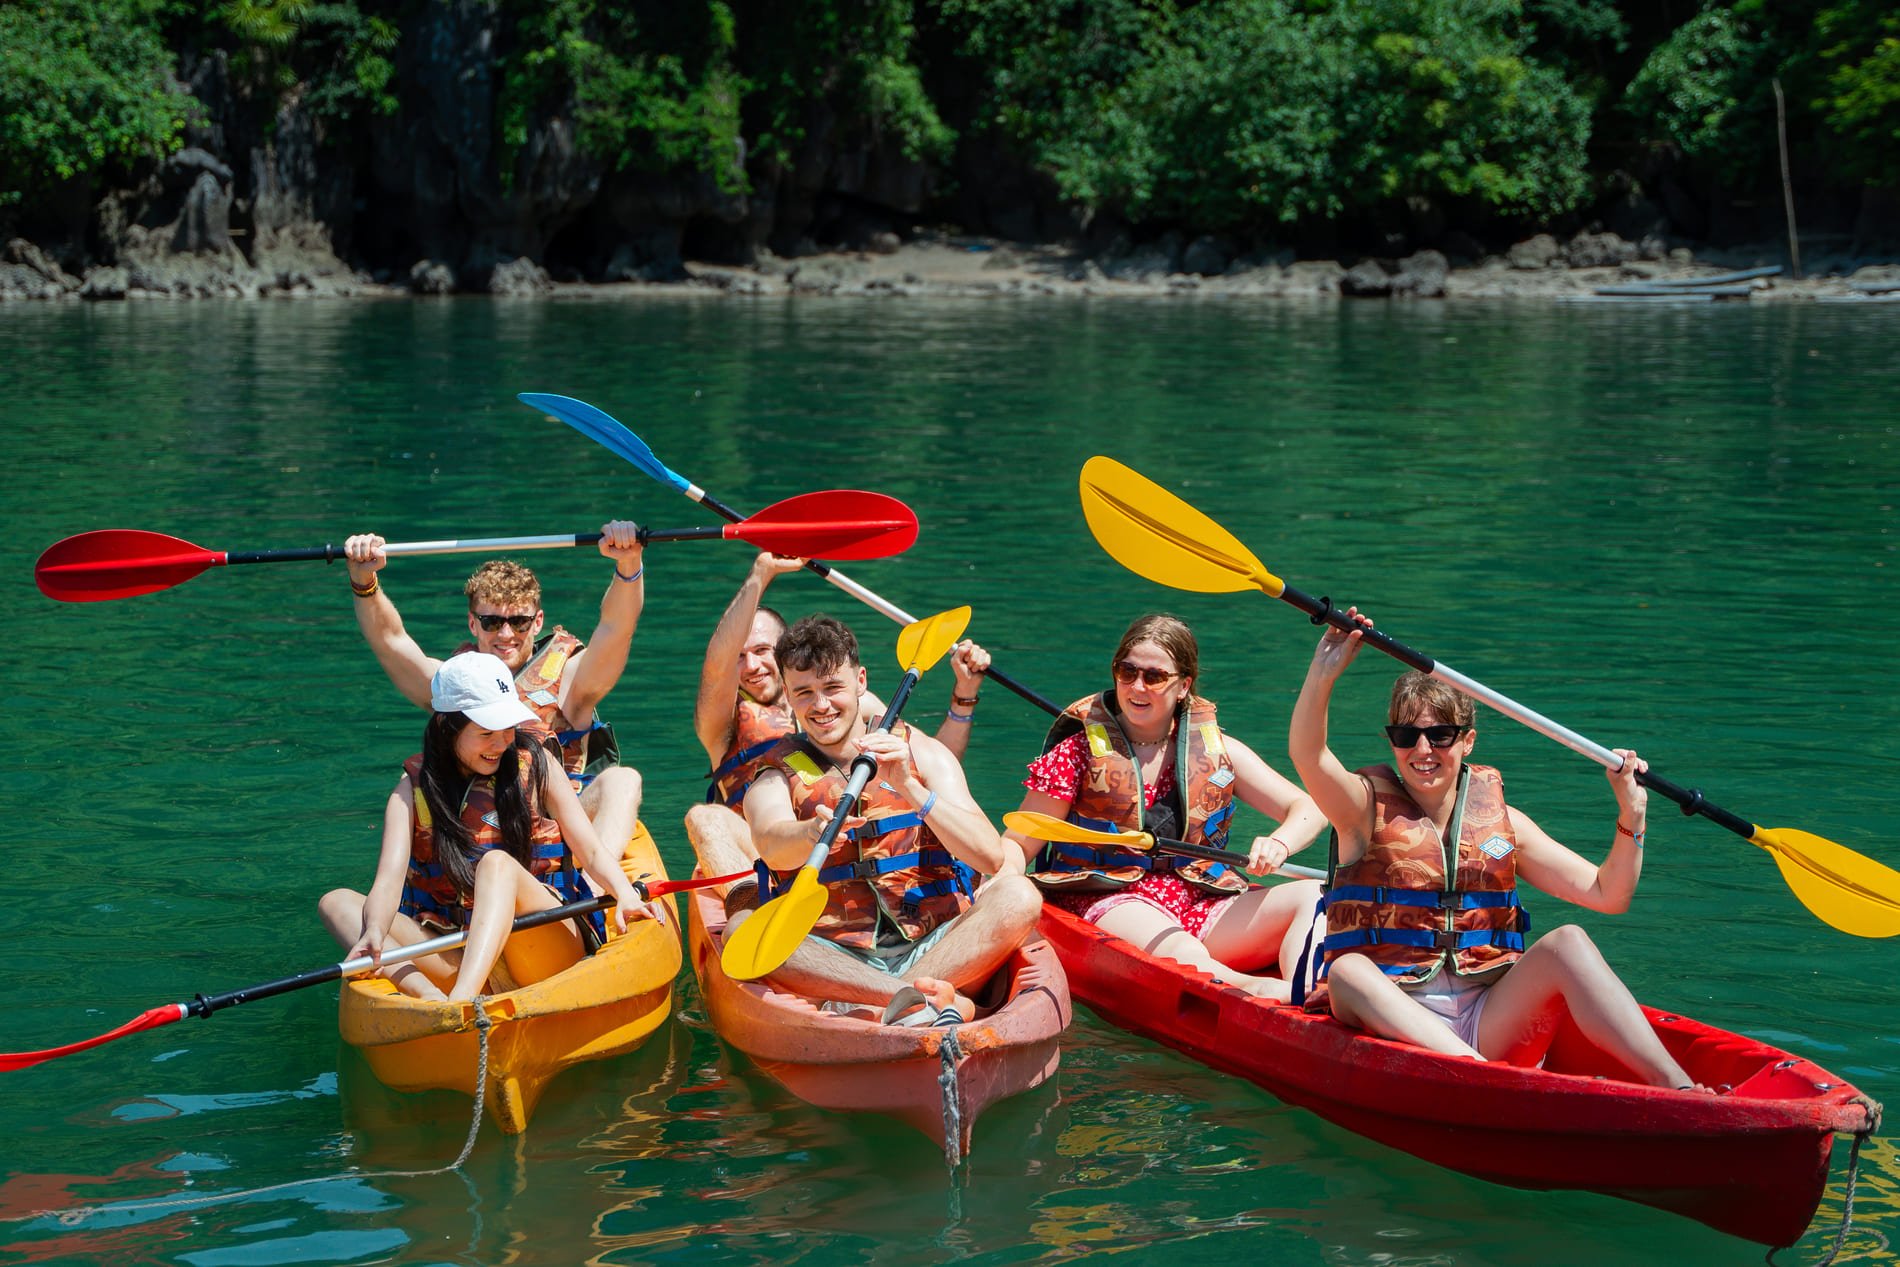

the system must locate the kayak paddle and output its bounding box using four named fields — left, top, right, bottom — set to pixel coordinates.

left=1078, top=454, right=1900, bottom=939
left=720, top=605, right=973, bottom=981
left=518, top=392, right=1064, bottom=718
left=1005, top=810, right=1326, bottom=881
left=36, top=489, right=918, bottom=603
left=0, top=870, right=749, bottom=1073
